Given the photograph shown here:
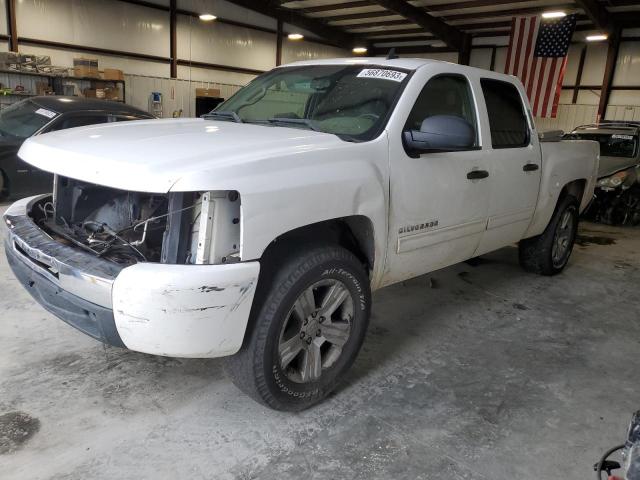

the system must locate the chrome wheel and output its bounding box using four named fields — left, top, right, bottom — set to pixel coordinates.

left=278, top=279, right=354, bottom=384
left=551, top=208, right=576, bottom=268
